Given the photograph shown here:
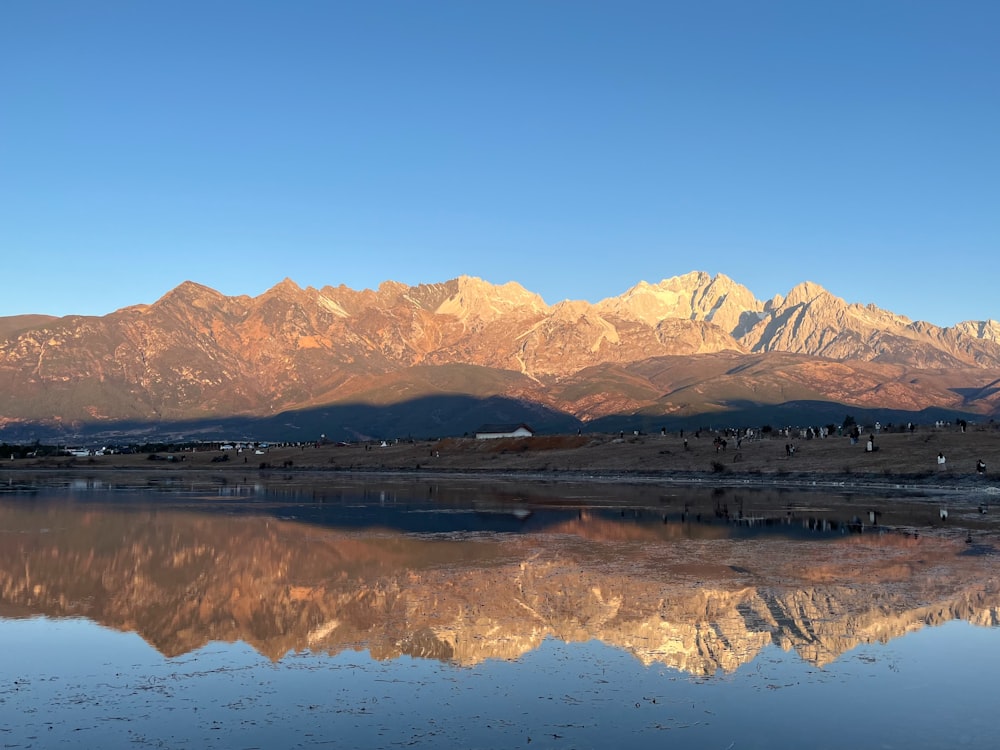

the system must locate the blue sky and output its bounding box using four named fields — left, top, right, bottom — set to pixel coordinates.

left=2, top=1, right=997, bottom=326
